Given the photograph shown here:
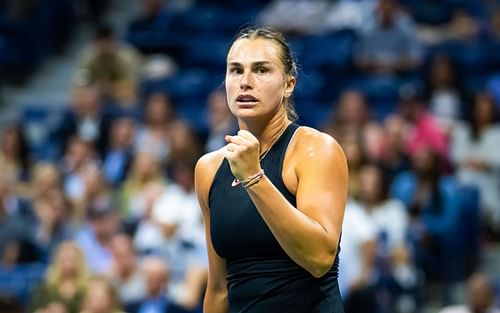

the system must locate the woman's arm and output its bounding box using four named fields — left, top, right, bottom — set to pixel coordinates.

left=195, top=152, right=229, bottom=313
left=244, top=127, right=348, bottom=277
